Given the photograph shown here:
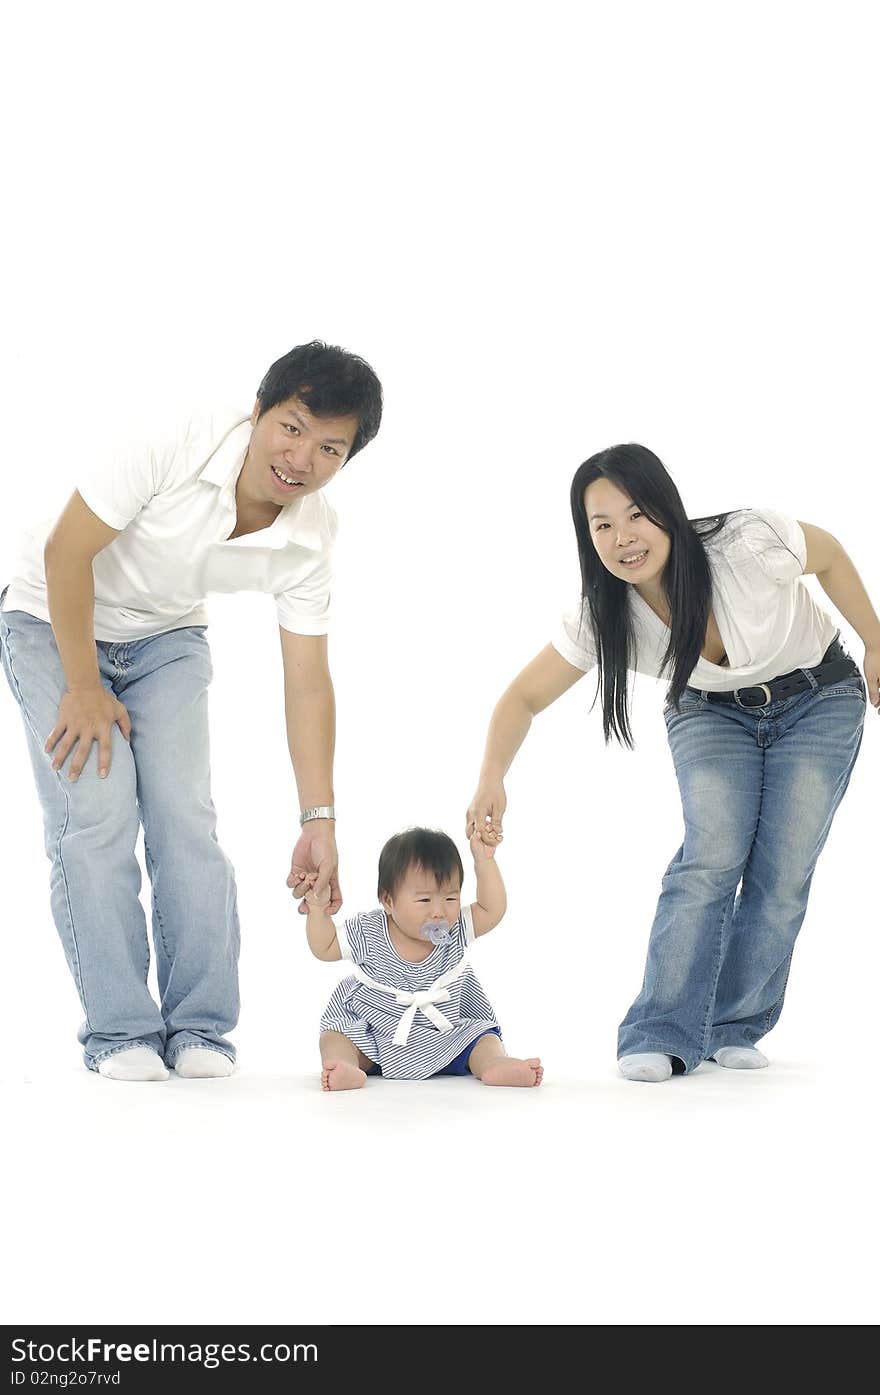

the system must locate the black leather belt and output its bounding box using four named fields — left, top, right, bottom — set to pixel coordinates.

left=689, top=637, right=859, bottom=709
